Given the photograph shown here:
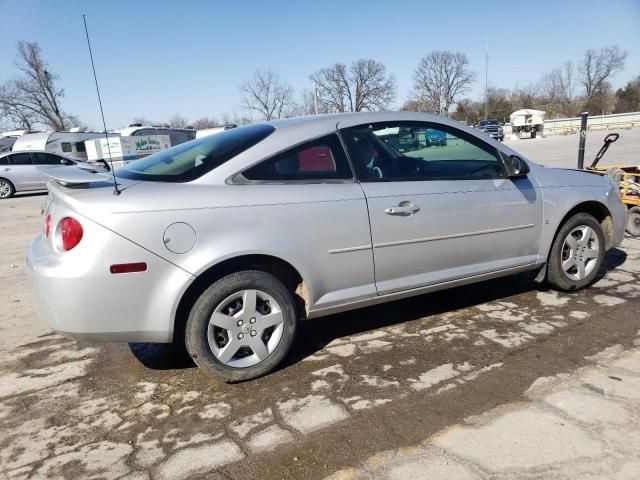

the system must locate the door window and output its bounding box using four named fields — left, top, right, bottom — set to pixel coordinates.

left=33, top=153, right=63, bottom=165
left=342, top=122, right=505, bottom=181
left=242, top=134, right=352, bottom=181
left=9, top=153, right=33, bottom=165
